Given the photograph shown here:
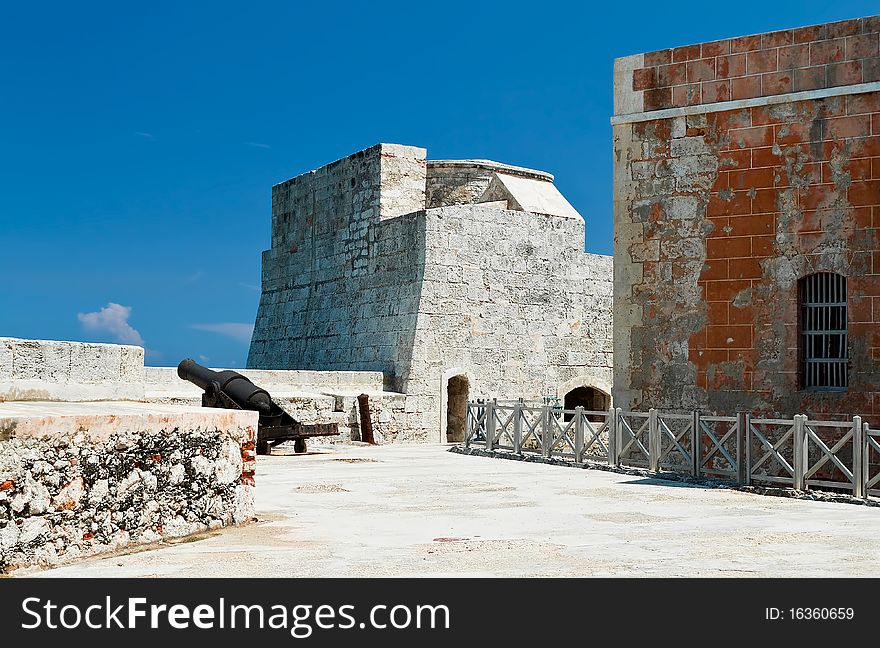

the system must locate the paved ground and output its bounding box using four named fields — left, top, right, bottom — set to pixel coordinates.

left=26, top=444, right=880, bottom=577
